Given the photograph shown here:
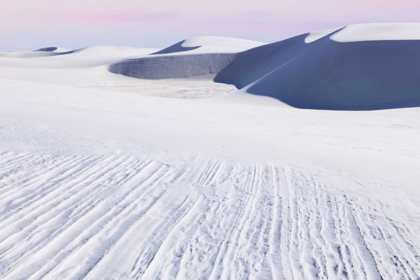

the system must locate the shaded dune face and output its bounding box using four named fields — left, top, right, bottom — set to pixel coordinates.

left=151, top=40, right=201, bottom=55
left=109, top=54, right=237, bottom=79
left=0, top=48, right=75, bottom=58
left=215, top=31, right=420, bottom=110
left=215, top=34, right=311, bottom=89
left=34, top=47, right=58, bottom=52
